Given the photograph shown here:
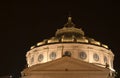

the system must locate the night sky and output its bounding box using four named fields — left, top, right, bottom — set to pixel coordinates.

left=0, top=0, right=119, bottom=77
